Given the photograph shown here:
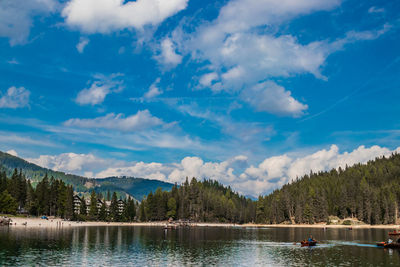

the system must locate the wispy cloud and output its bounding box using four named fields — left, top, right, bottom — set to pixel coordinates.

left=144, top=78, right=163, bottom=98
left=0, top=0, right=57, bottom=45
left=75, top=73, right=124, bottom=105
left=76, top=36, right=89, bottom=53
left=0, top=86, right=30, bottom=108
left=64, top=110, right=165, bottom=132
